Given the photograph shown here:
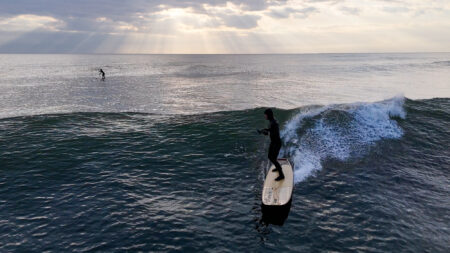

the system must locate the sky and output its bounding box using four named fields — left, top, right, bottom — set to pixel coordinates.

left=0, top=0, right=449, bottom=54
